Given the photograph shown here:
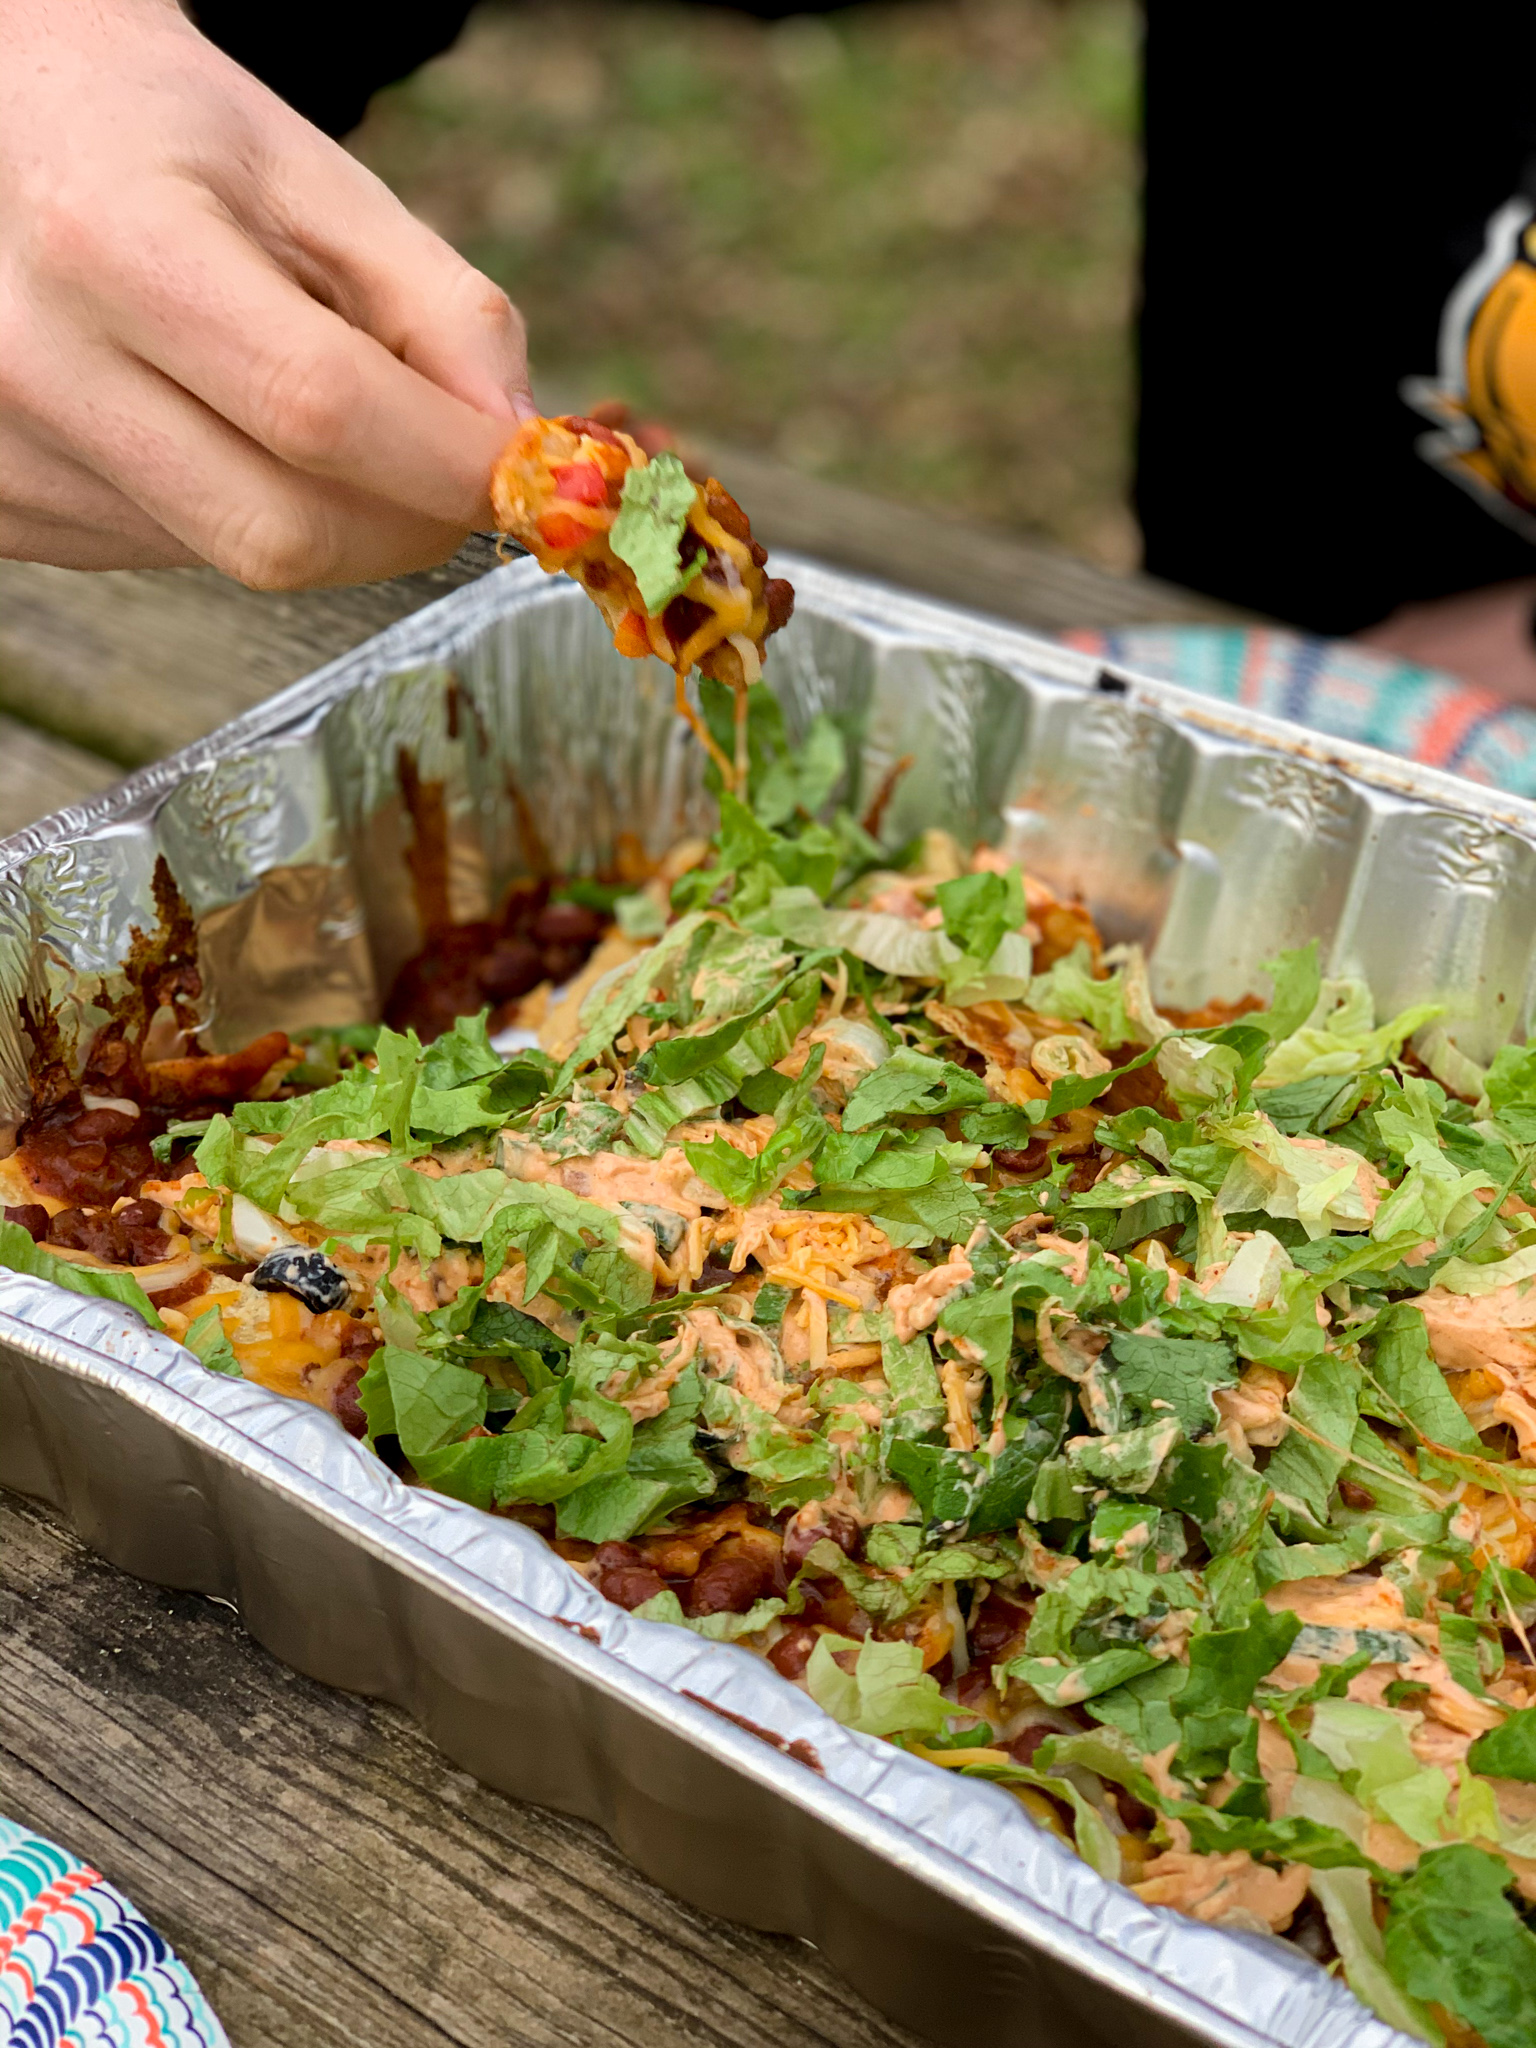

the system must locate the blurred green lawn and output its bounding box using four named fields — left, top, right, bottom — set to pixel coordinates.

left=350, top=0, right=1139, bottom=568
